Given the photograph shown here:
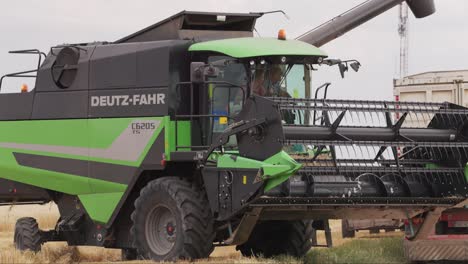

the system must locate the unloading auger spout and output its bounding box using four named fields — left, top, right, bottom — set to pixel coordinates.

left=297, top=0, right=436, bottom=47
